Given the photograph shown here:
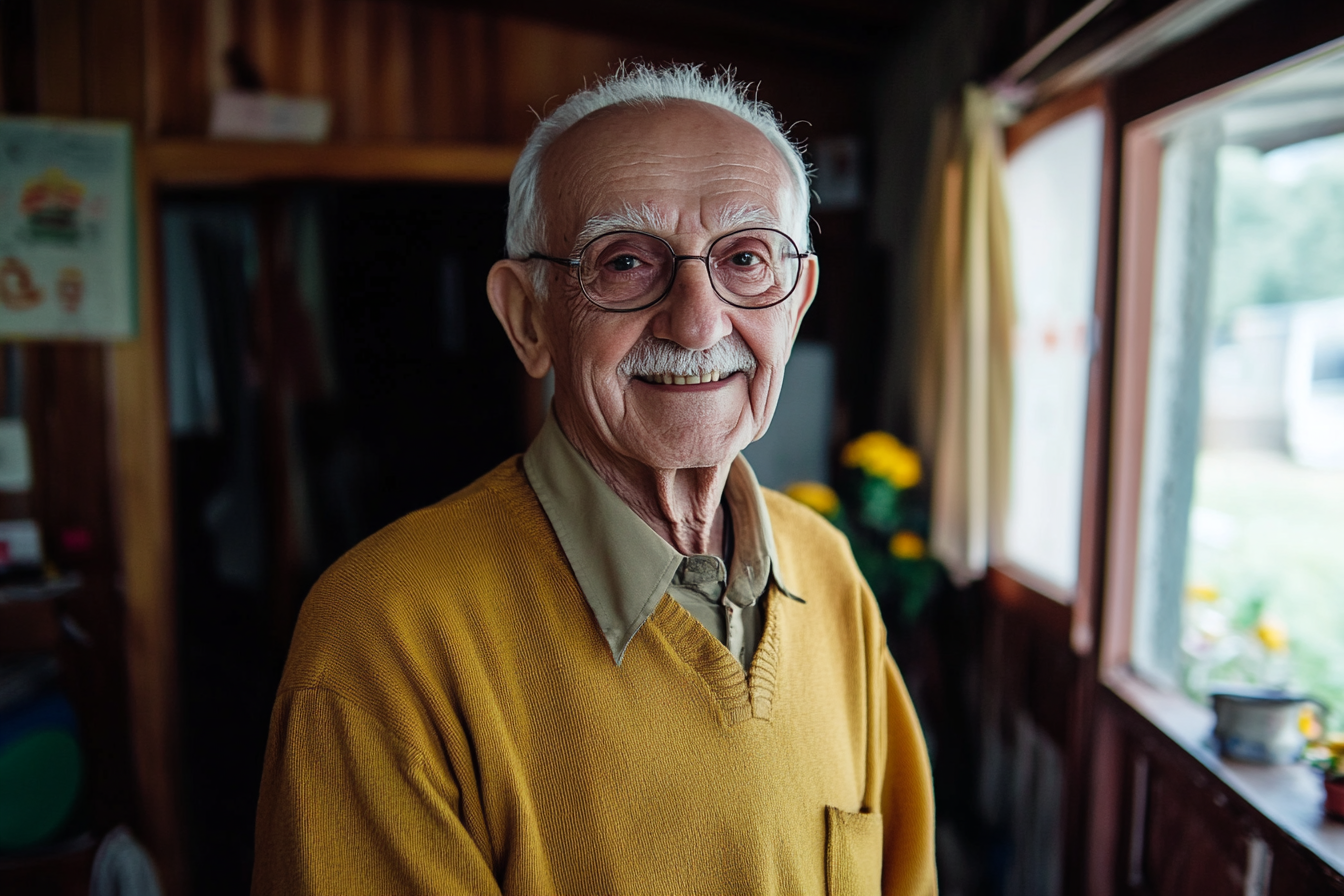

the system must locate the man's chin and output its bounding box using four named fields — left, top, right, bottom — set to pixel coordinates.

left=615, top=386, right=755, bottom=470
left=617, top=427, right=751, bottom=472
